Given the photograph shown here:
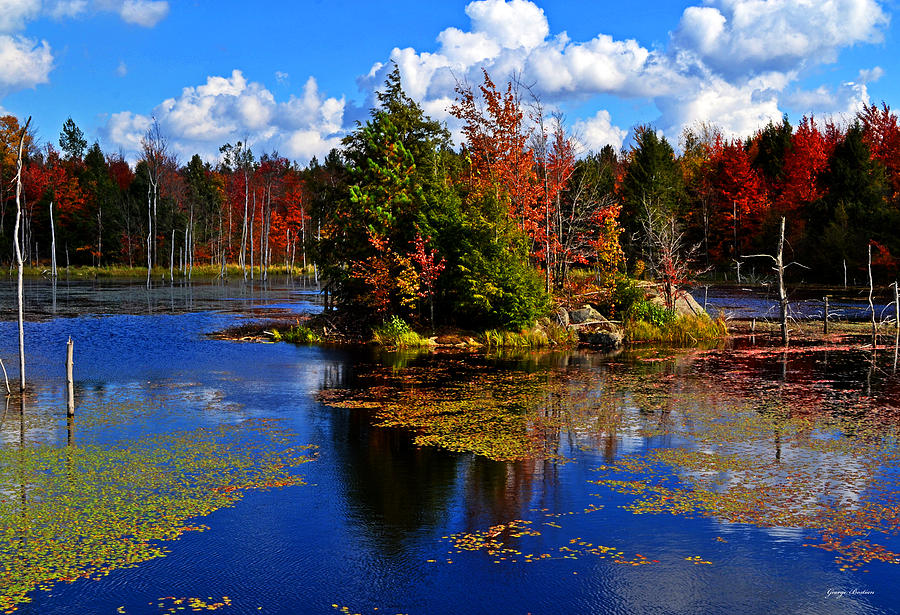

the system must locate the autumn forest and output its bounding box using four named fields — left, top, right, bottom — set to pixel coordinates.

left=4, top=68, right=900, bottom=329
